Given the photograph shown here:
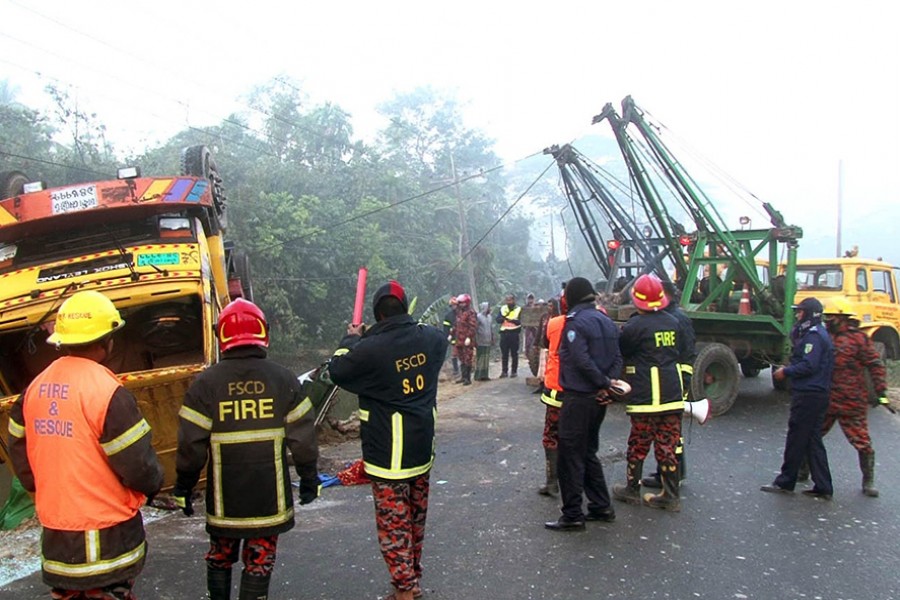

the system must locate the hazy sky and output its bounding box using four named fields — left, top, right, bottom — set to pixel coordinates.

left=1, top=0, right=897, bottom=262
